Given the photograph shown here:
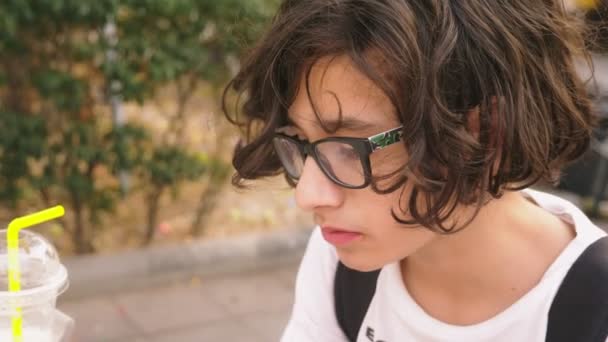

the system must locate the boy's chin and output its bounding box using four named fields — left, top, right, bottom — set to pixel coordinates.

left=337, top=252, right=385, bottom=272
